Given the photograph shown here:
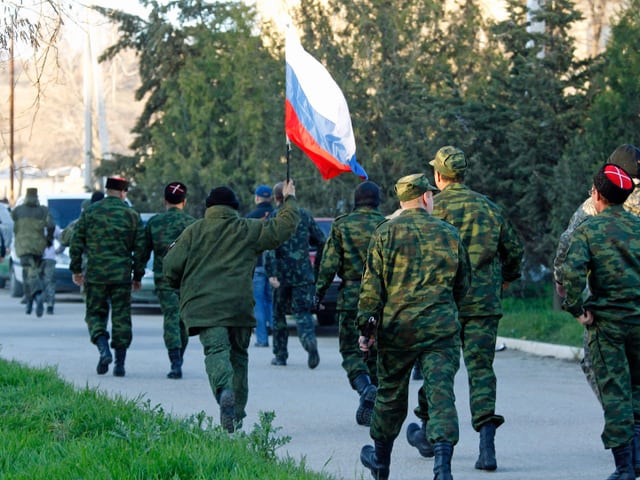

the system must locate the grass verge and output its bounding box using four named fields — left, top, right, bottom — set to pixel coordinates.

left=0, top=360, right=335, bottom=480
